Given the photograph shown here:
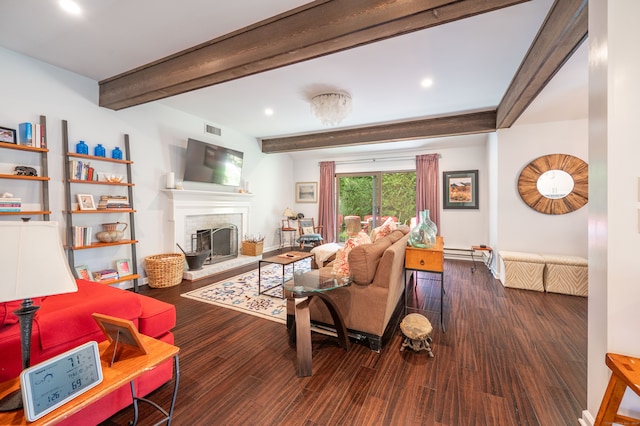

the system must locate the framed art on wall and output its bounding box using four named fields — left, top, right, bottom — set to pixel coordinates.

left=443, top=170, right=479, bottom=209
left=295, top=182, right=317, bottom=203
